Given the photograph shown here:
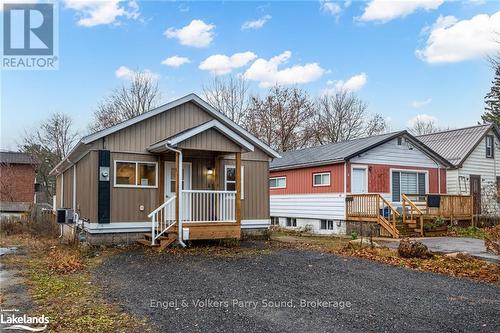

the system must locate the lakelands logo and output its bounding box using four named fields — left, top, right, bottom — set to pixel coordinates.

left=2, top=2, right=59, bottom=70
left=1, top=313, right=49, bottom=331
